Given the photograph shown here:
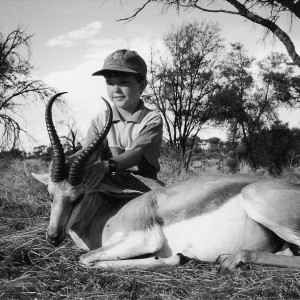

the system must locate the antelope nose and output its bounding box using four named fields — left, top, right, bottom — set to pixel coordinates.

left=46, top=232, right=61, bottom=247
left=46, top=228, right=64, bottom=247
